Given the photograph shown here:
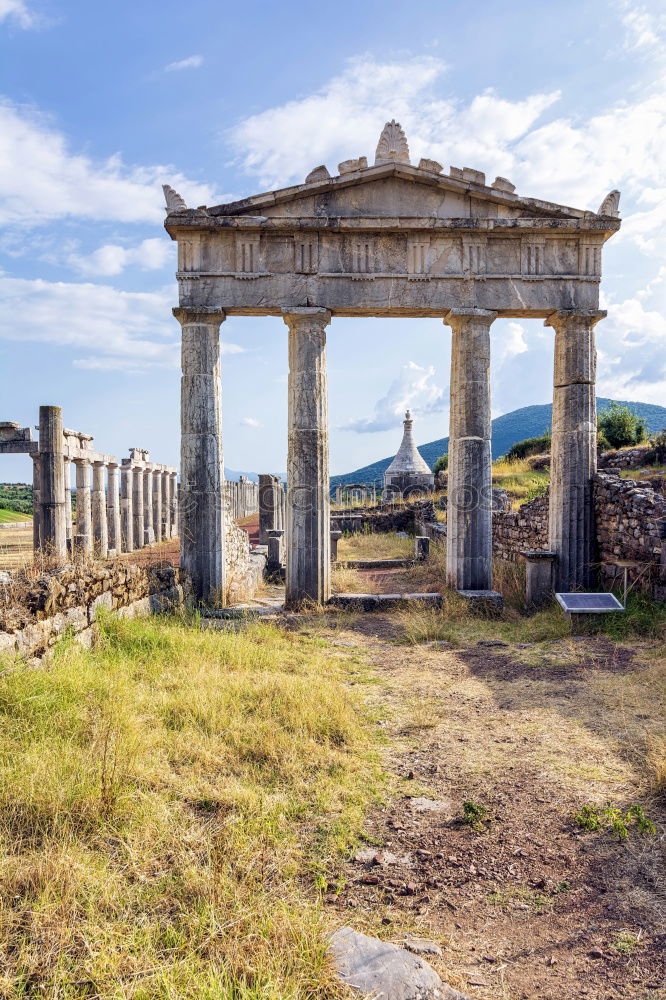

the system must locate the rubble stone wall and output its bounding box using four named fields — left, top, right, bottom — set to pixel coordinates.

left=593, top=471, right=666, bottom=597
left=225, top=517, right=266, bottom=604
left=597, top=445, right=658, bottom=470
left=0, top=563, right=190, bottom=660
left=491, top=494, right=550, bottom=562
